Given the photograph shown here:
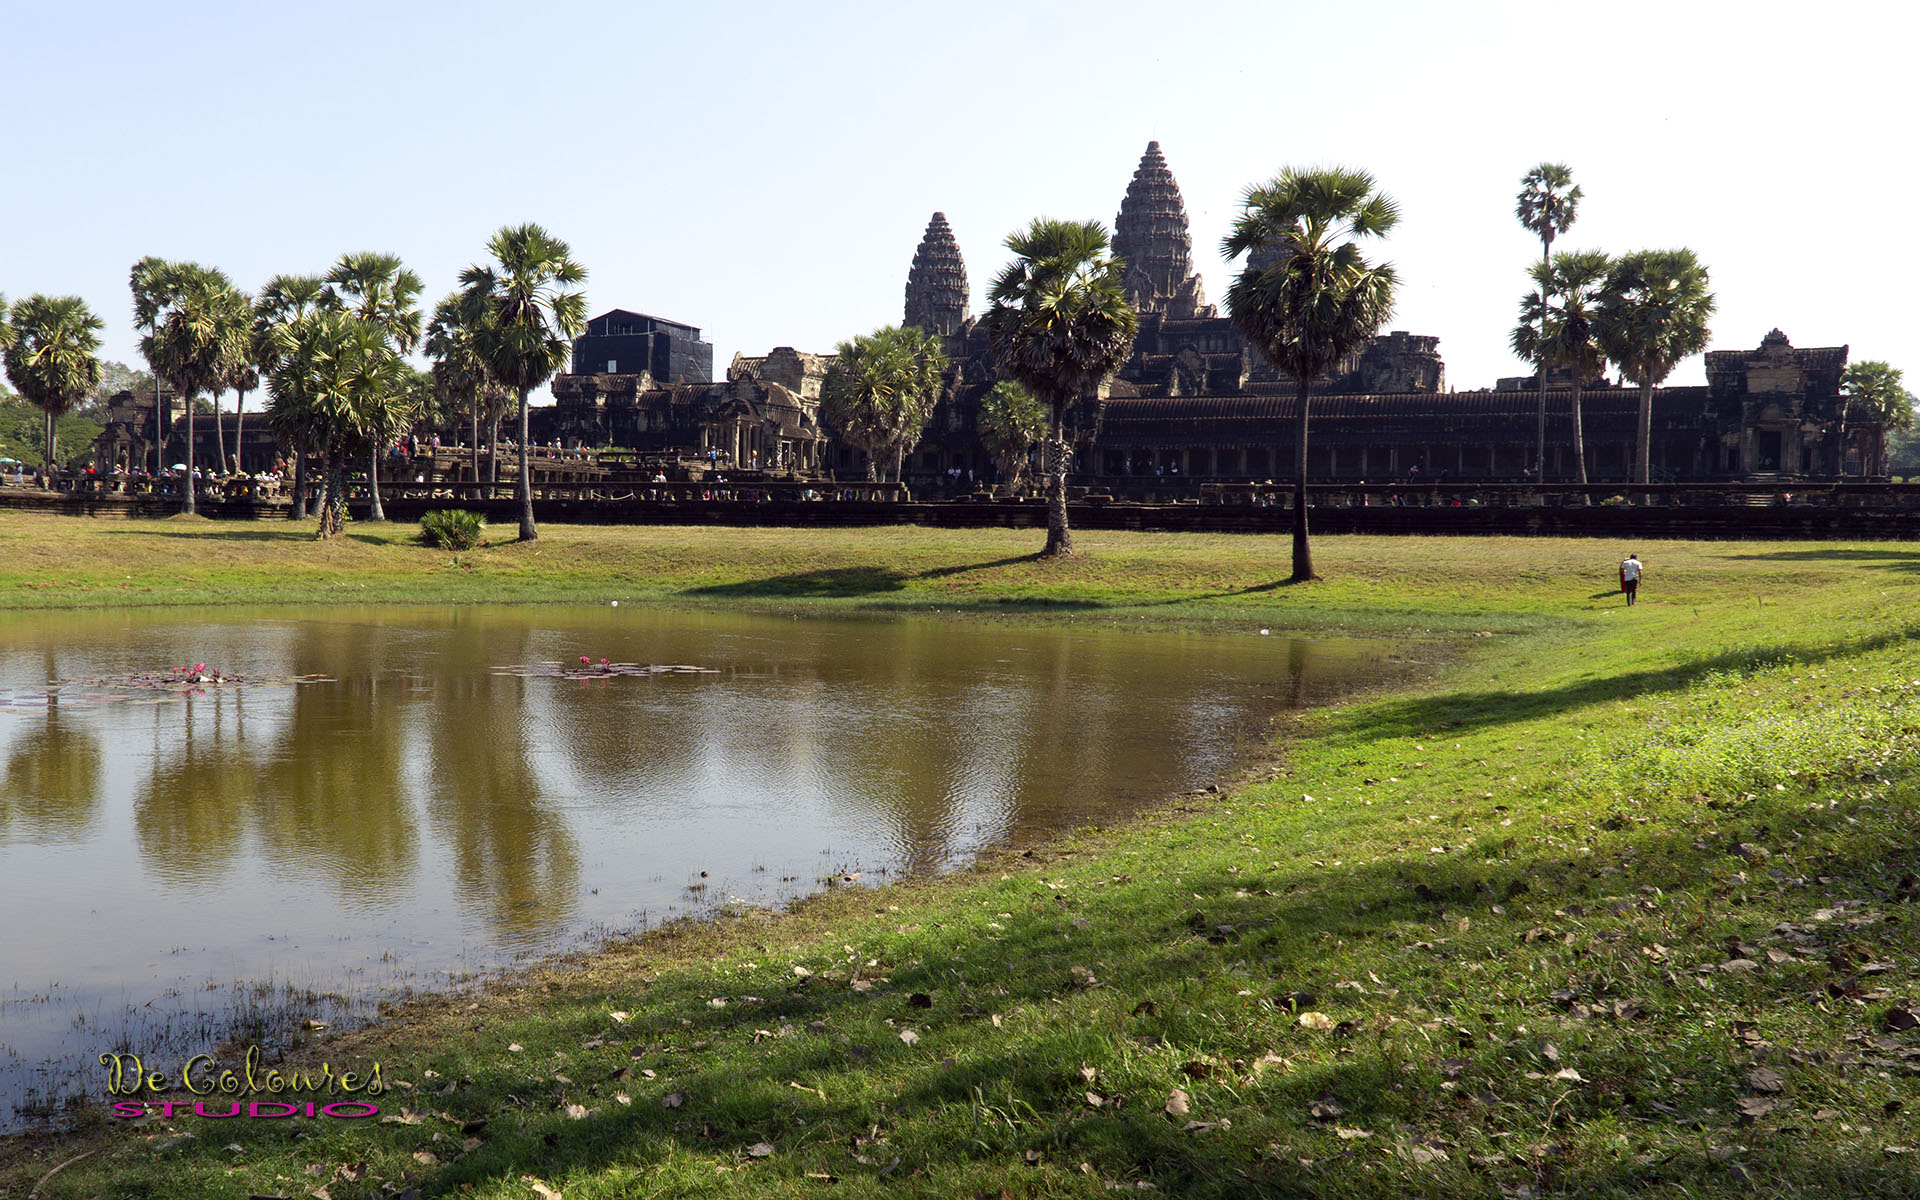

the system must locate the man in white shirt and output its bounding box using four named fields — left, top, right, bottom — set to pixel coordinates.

left=1620, top=553, right=1642, bottom=607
